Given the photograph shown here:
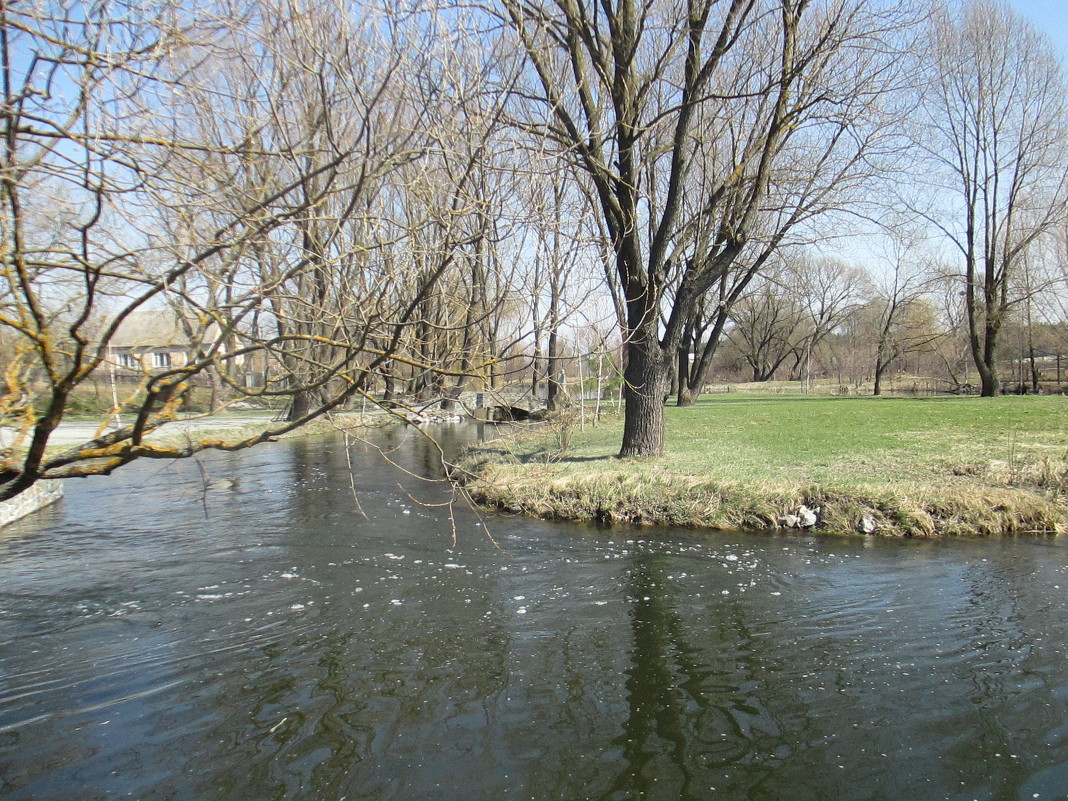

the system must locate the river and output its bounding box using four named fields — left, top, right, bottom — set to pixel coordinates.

left=1, top=424, right=1067, bottom=801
